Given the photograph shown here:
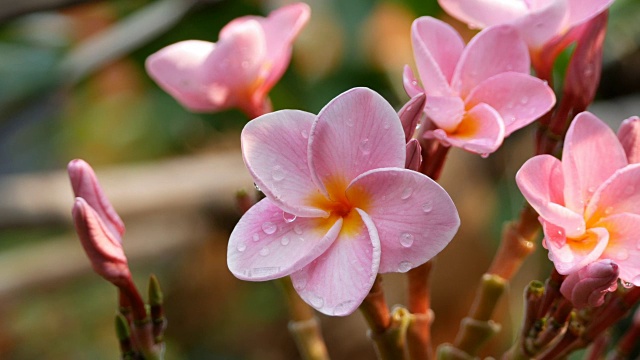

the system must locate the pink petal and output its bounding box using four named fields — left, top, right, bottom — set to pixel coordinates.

left=346, top=168, right=459, bottom=273
left=451, top=25, right=530, bottom=98
left=465, top=72, right=556, bottom=136
left=424, top=95, right=465, bottom=132
left=437, top=0, right=528, bottom=29
left=512, top=0, right=567, bottom=49
left=566, top=0, right=614, bottom=28
left=68, top=159, right=125, bottom=241
left=405, top=139, right=422, bottom=171
left=560, top=259, right=619, bottom=309
left=440, top=103, right=505, bottom=155
left=516, top=155, right=586, bottom=237
left=398, top=93, right=426, bottom=142
left=308, top=88, right=405, bottom=199
left=411, top=17, right=464, bottom=95
left=562, top=112, right=628, bottom=214
left=227, top=198, right=342, bottom=281
left=403, top=65, right=424, bottom=98
left=242, top=110, right=328, bottom=217
left=145, top=40, right=218, bottom=112
left=290, top=209, right=381, bottom=316
left=543, top=221, right=609, bottom=275
left=617, top=116, right=640, bottom=164
left=596, top=213, right=640, bottom=285
left=585, top=164, right=640, bottom=222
